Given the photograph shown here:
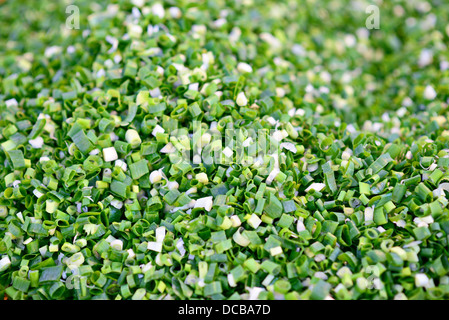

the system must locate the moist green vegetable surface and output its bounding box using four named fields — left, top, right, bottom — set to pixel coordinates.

left=1, top=0, right=449, bottom=300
